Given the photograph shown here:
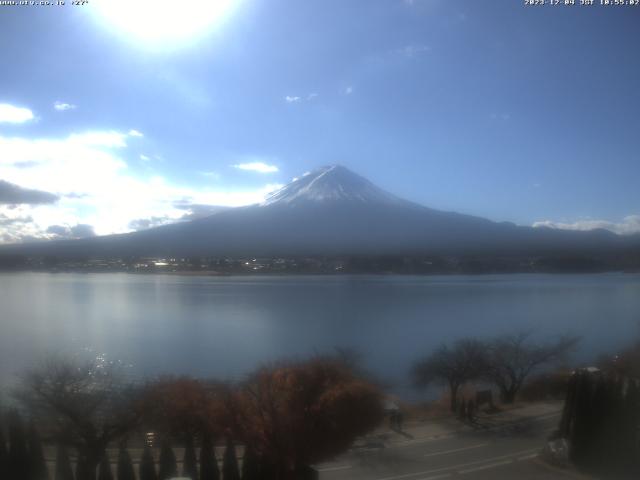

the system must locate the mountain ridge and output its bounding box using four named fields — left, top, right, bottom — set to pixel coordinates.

left=260, top=165, right=415, bottom=208
left=0, top=165, right=638, bottom=259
